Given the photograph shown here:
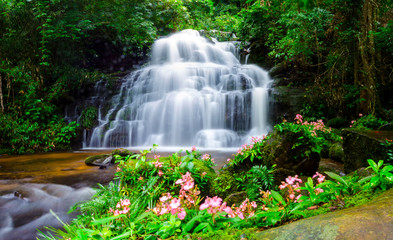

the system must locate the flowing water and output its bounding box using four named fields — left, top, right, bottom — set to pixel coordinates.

left=0, top=151, right=113, bottom=240
left=87, top=29, right=273, bottom=148
left=0, top=148, right=234, bottom=240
